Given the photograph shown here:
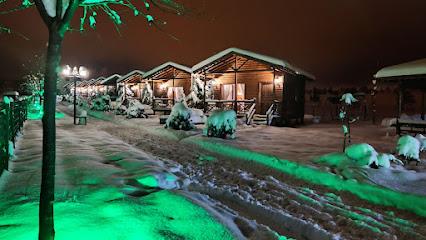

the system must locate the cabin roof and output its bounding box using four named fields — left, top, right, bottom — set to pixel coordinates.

left=375, top=58, right=426, bottom=79
left=192, top=47, right=315, bottom=80
left=143, top=62, right=192, bottom=80
left=100, top=74, right=121, bottom=86
left=117, top=70, right=145, bottom=83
